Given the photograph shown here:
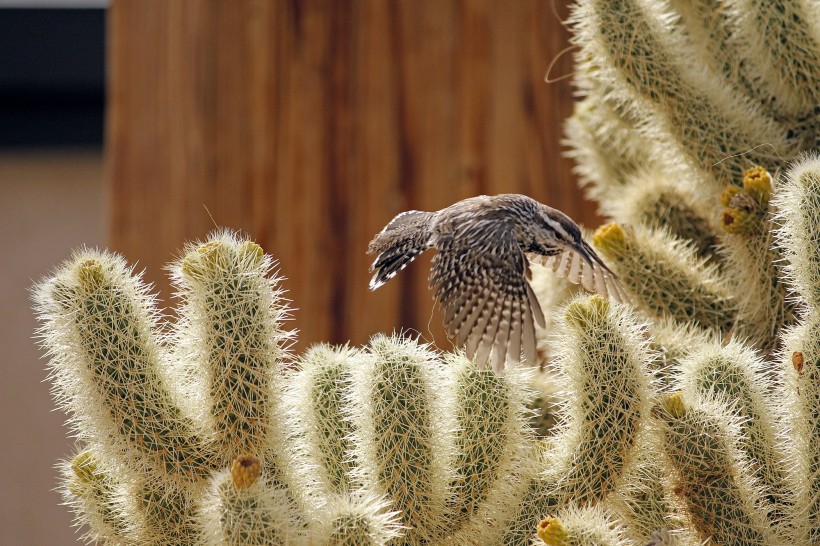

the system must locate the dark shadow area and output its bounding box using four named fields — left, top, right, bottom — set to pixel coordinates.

left=0, top=8, right=105, bottom=147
